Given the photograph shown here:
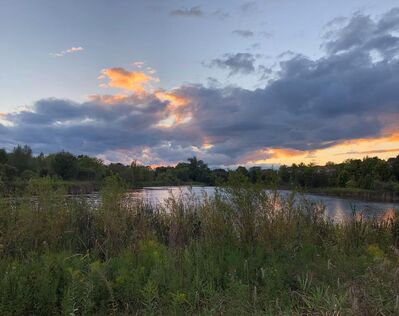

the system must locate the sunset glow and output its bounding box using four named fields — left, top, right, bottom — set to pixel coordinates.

left=244, top=133, right=399, bottom=166
left=1, top=1, right=399, bottom=167
left=99, top=68, right=158, bottom=95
